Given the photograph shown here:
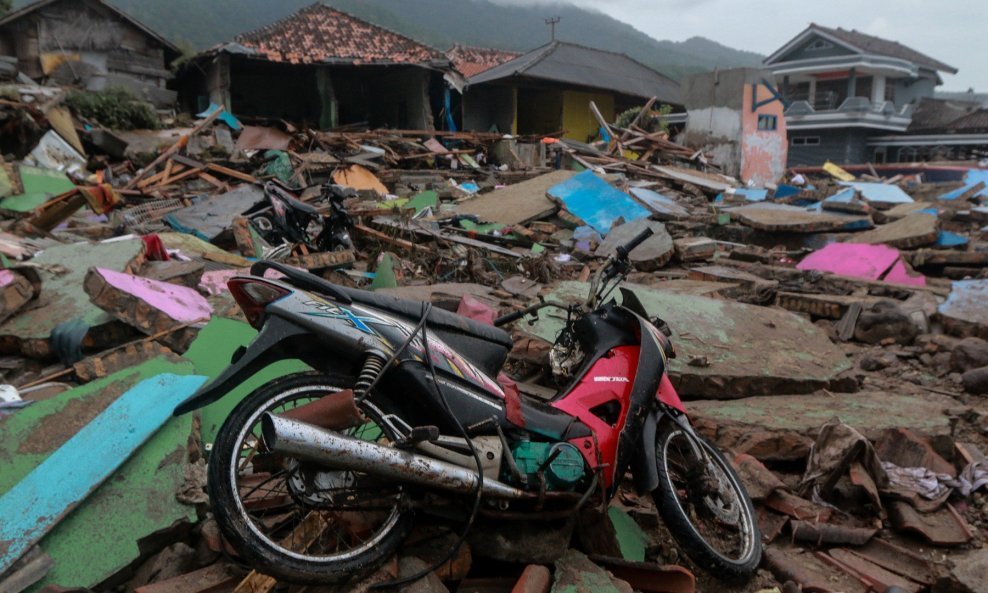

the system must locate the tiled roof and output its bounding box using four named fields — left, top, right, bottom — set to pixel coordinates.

left=908, top=98, right=981, bottom=133
left=446, top=44, right=521, bottom=78
left=811, top=24, right=957, bottom=74
left=946, top=109, right=988, bottom=133
left=234, top=3, right=446, bottom=66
